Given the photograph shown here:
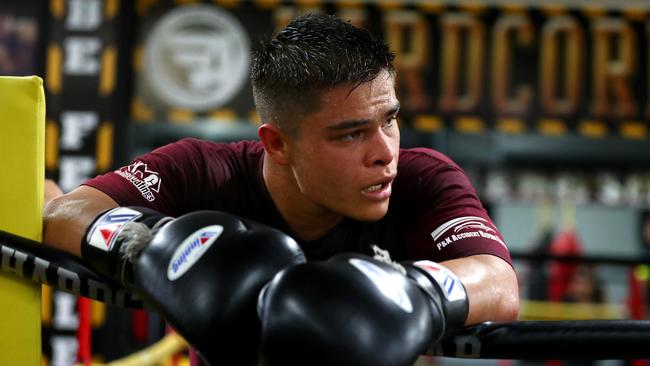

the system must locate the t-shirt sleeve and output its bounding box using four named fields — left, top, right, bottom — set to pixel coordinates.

left=401, top=150, right=512, bottom=266
left=82, top=138, right=218, bottom=216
